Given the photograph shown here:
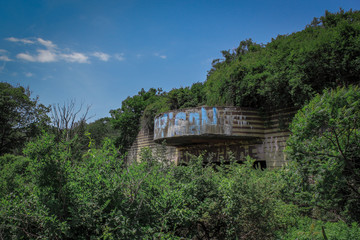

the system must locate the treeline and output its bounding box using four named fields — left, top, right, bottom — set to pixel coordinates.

left=0, top=9, right=360, bottom=239
left=0, top=83, right=118, bottom=158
